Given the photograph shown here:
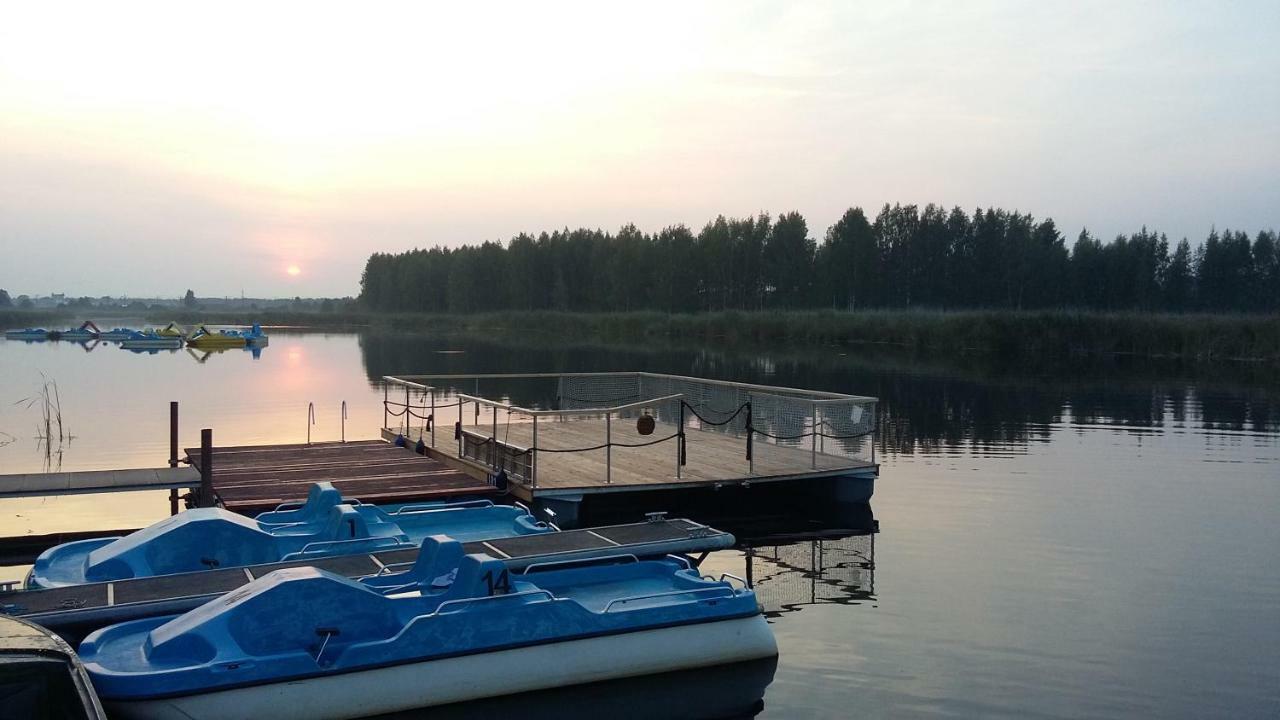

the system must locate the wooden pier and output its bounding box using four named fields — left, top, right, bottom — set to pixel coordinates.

left=381, top=372, right=881, bottom=526
left=183, top=440, right=497, bottom=515
left=385, top=417, right=875, bottom=495
left=0, top=467, right=200, bottom=499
